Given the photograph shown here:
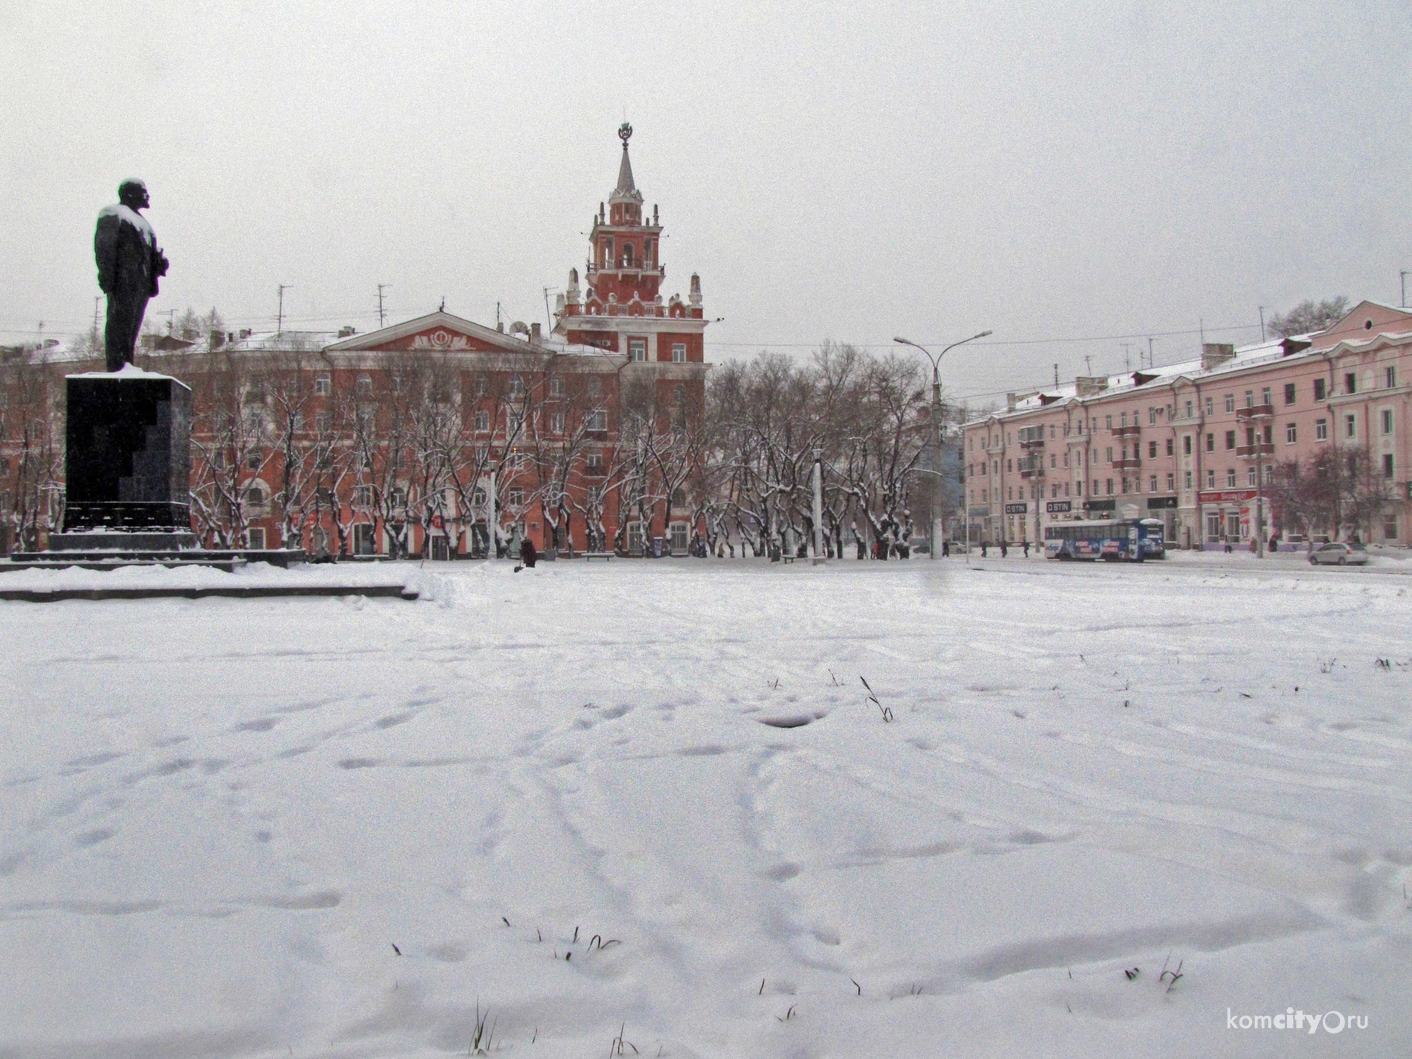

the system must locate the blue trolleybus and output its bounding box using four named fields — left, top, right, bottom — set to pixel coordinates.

left=1044, top=518, right=1166, bottom=561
